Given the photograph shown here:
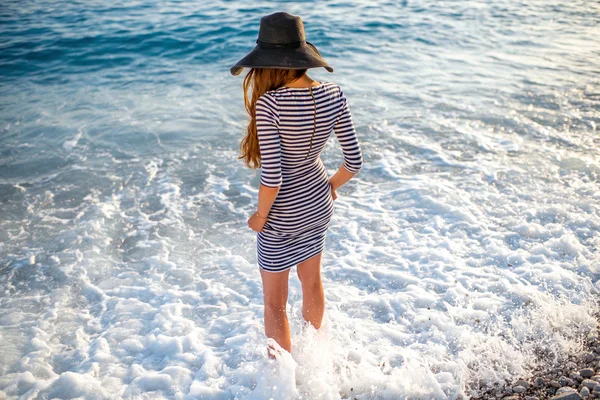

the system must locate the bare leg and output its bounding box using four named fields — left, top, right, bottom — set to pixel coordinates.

left=296, top=252, right=325, bottom=329
left=259, top=267, right=291, bottom=358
